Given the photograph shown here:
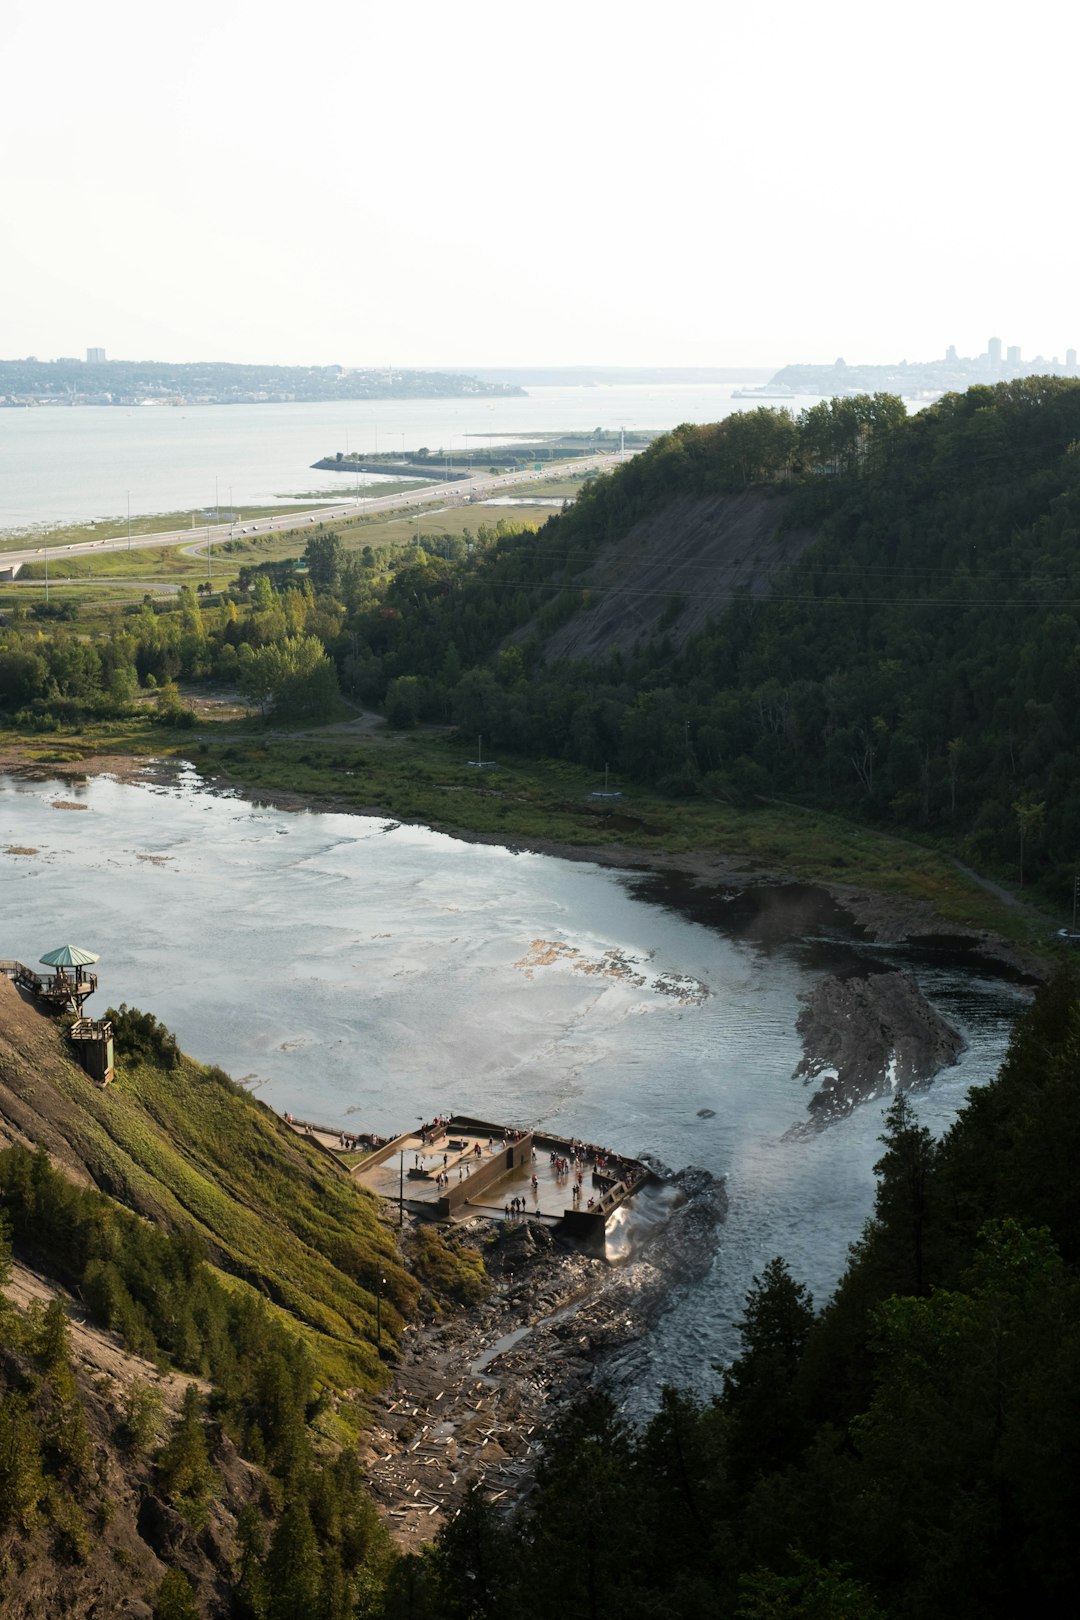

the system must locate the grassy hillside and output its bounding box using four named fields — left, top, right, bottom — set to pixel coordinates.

left=0, top=980, right=415, bottom=1393
left=0, top=979, right=513, bottom=1617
